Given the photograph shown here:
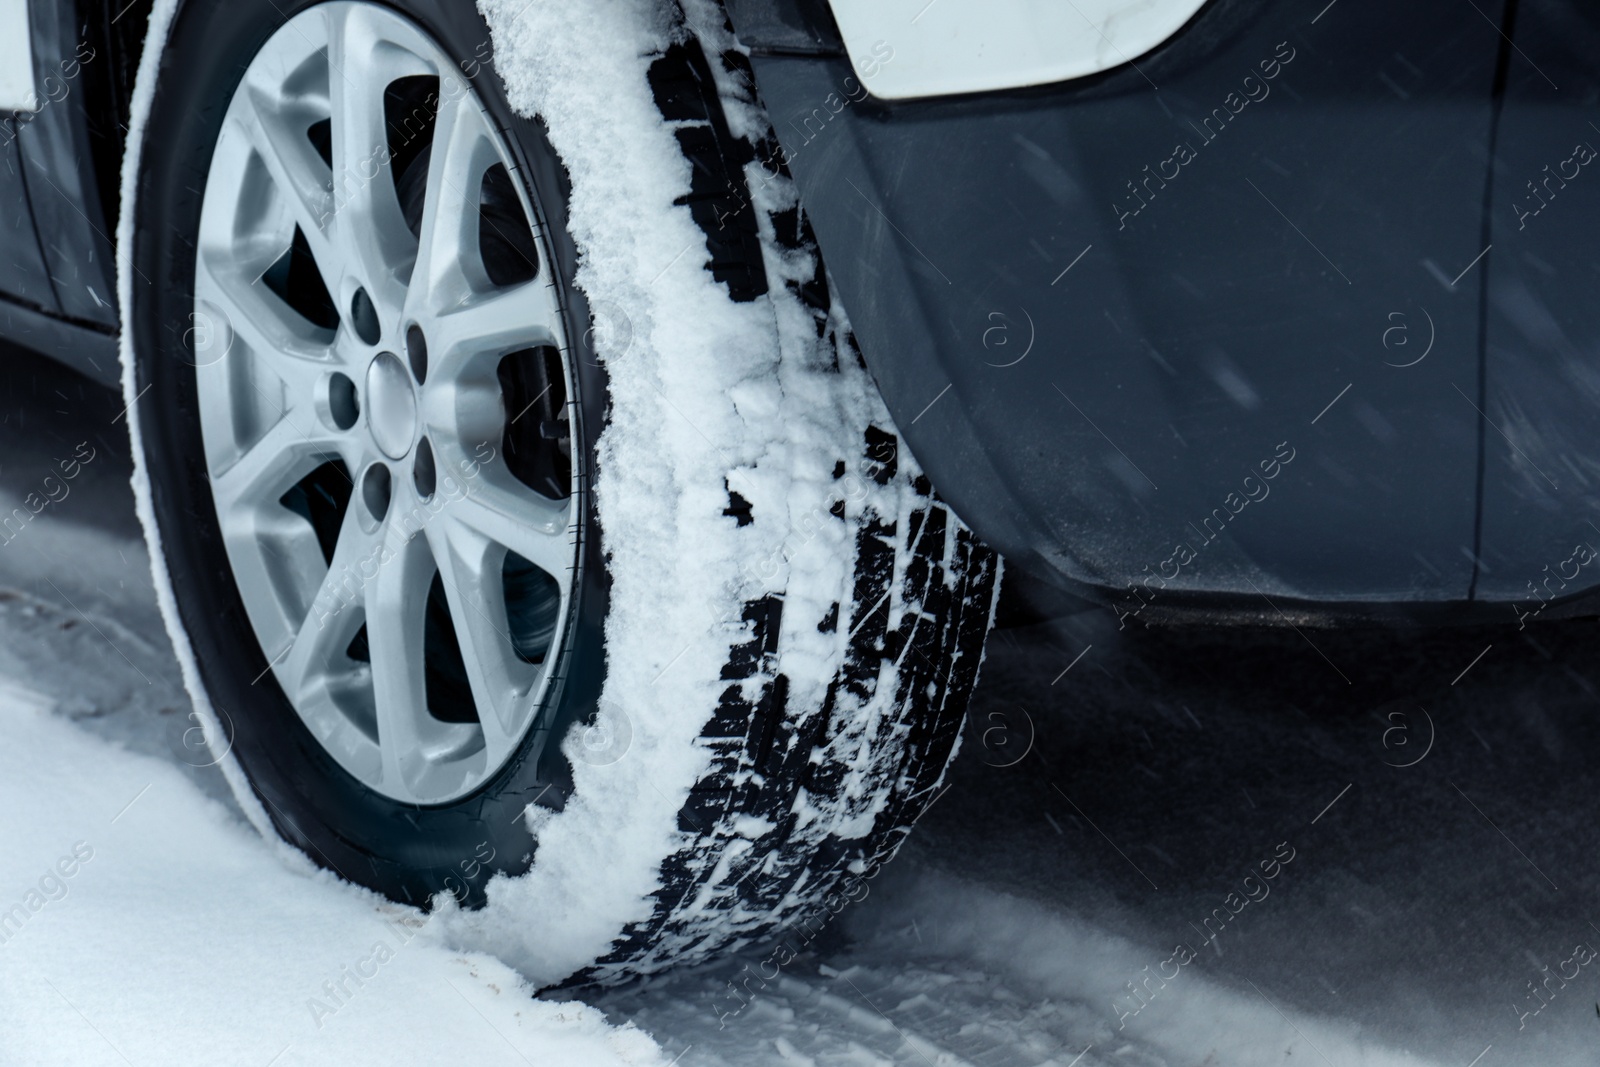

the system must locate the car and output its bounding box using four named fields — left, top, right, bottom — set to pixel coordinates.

left=0, top=0, right=1590, bottom=987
